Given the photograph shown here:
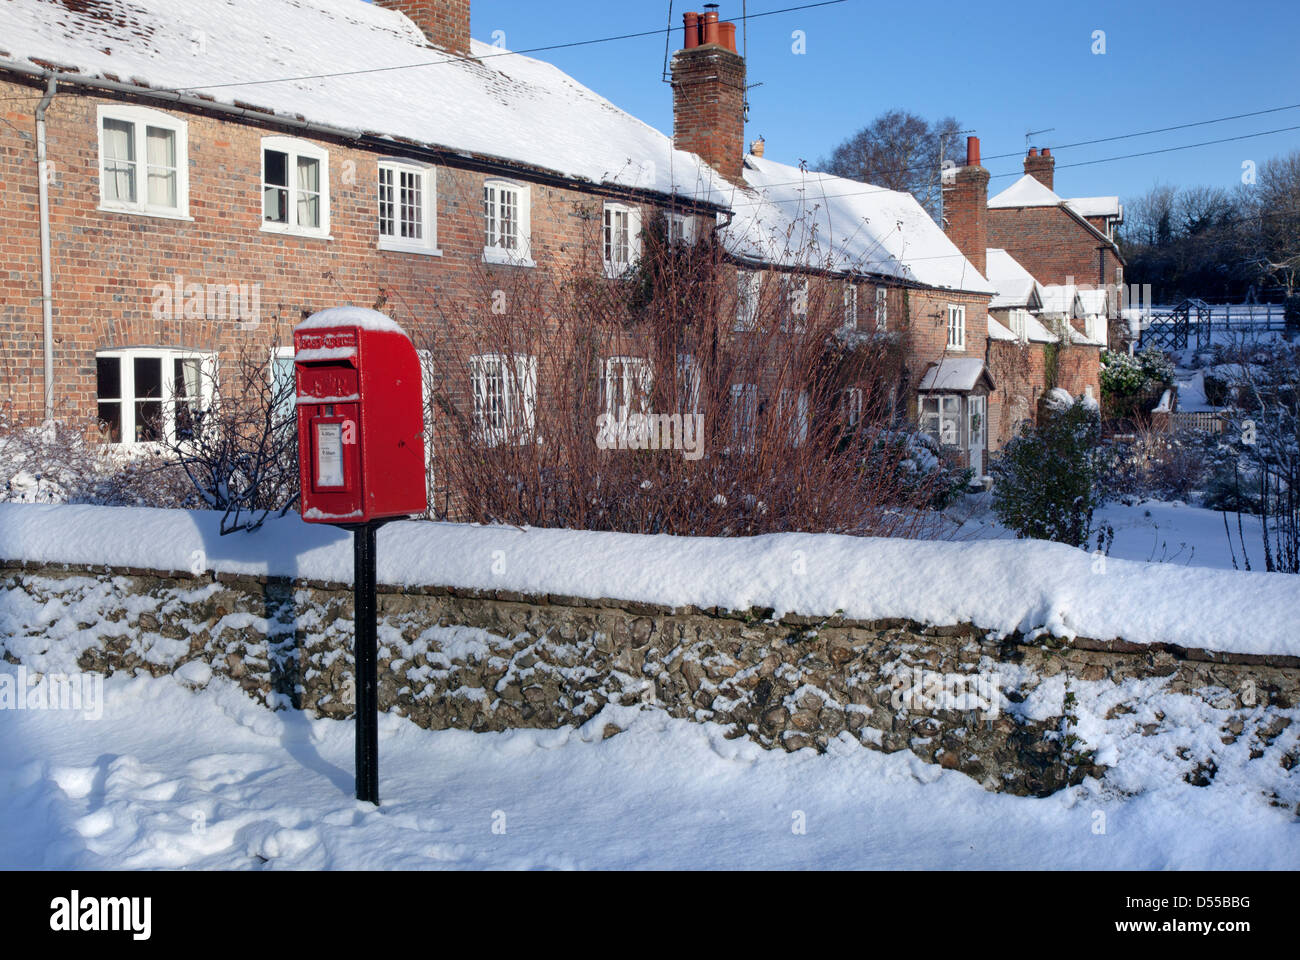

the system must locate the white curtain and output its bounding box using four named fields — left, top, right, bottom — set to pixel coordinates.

left=296, top=156, right=320, bottom=228
left=102, top=118, right=136, bottom=203
left=145, top=126, right=176, bottom=207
